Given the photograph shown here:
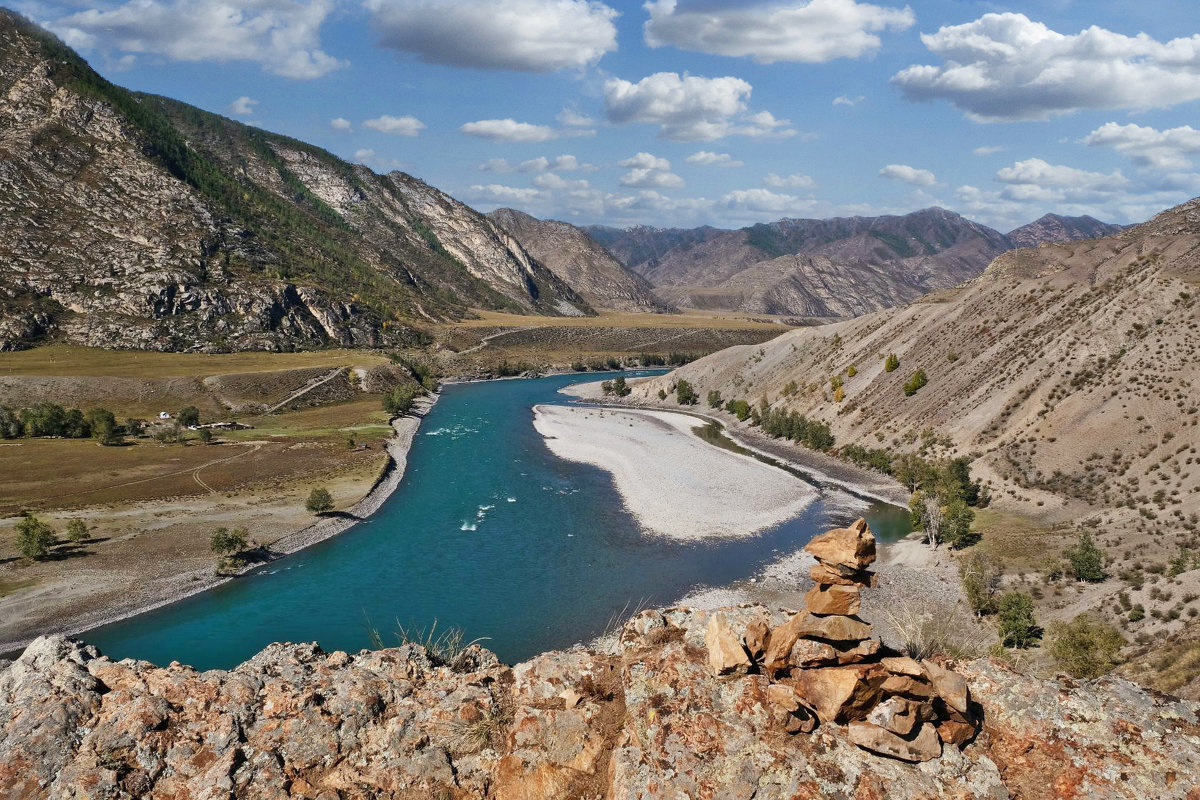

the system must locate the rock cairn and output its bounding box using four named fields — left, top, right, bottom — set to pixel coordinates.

left=704, top=517, right=979, bottom=763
